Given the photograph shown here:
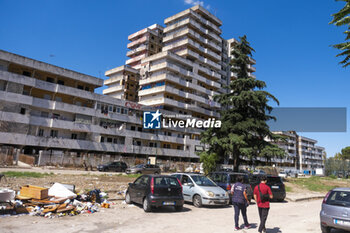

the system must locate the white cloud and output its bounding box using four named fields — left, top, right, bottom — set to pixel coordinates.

left=184, top=0, right=210, bottom=10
